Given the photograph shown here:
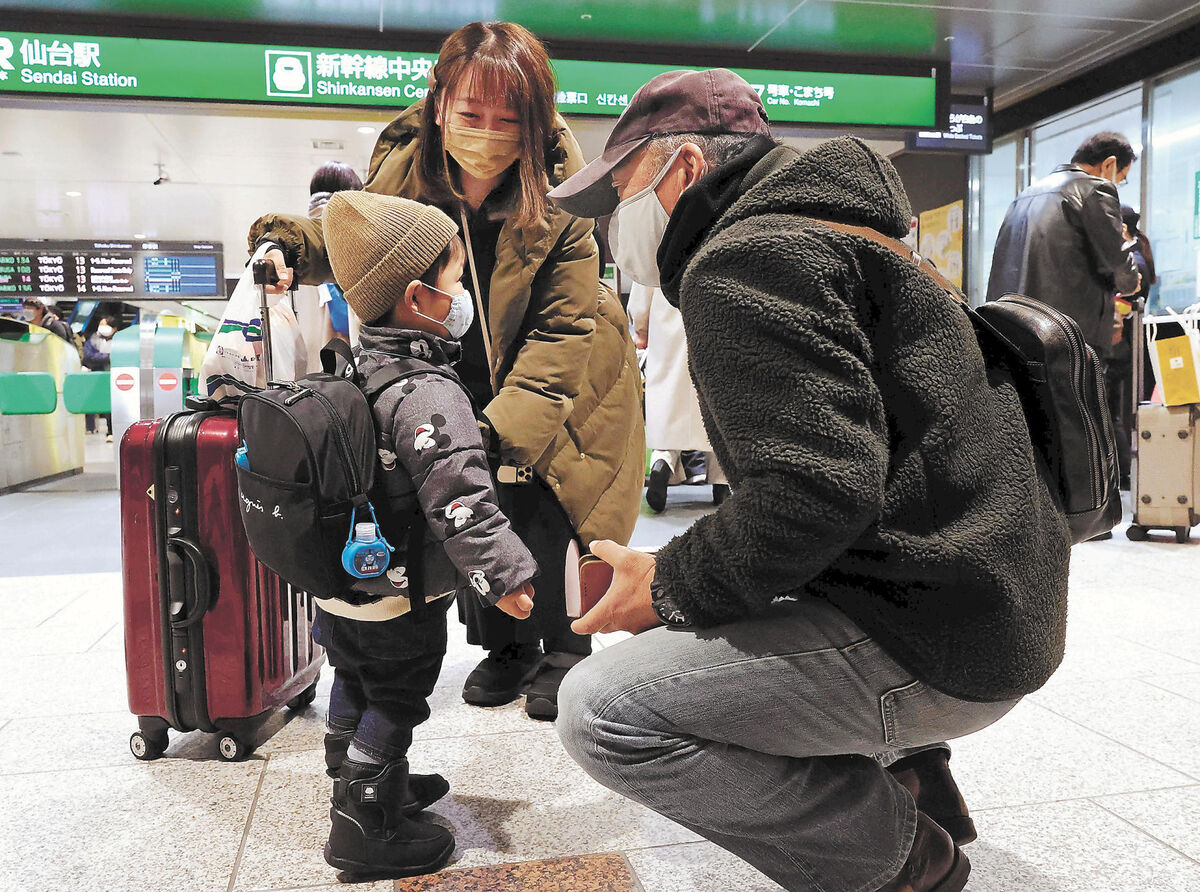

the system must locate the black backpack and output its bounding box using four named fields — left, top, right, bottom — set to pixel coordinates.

left=818, top=220, right=1121, bottom=544
left=234, top=340, right=469, bottom=602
